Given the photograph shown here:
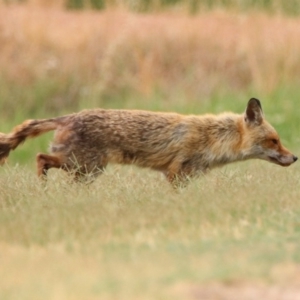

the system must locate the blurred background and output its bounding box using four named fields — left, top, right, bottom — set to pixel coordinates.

left=0, top=0, right=300, bottom=150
